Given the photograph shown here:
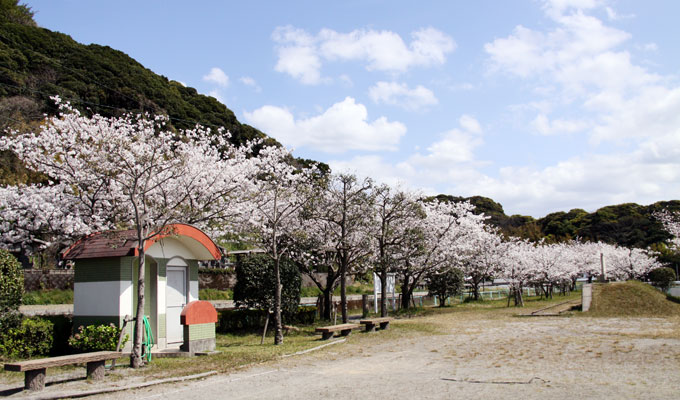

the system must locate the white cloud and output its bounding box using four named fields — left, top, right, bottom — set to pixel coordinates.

left=329, top=130, right=680, bottom=217
left=203, top=67, right=229, bottom=87
left=368, top=81, right=438, bottom=111
left=240, top=76, right=262, bottom=92
left=484, top=1, right=677, bottom=145
left=272, top=26, right=455, bottom=84
left=459, top=114, right=482, bottom=134
left=243, top=97, right=406, bottom=153
left=531, top=114, right=590, bottom=135
left=605, top=6, right=635, bottom=21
